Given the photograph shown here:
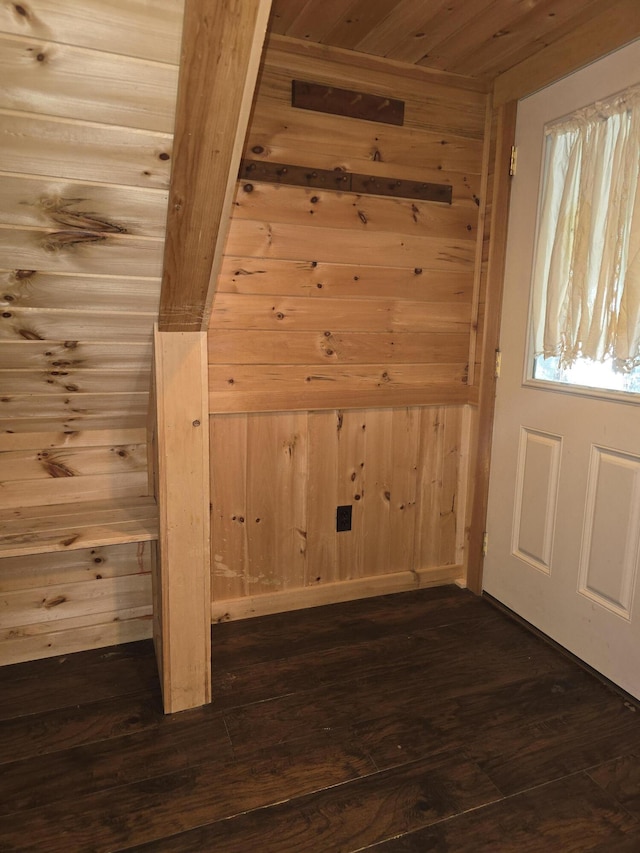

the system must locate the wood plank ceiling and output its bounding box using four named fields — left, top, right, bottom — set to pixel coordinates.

left=268, top=0, right=623, bottom=79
